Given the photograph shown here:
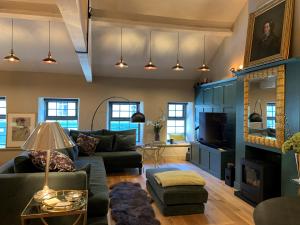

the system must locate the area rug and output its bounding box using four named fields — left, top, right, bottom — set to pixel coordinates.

left=109, top=182, right=161, bottom=225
